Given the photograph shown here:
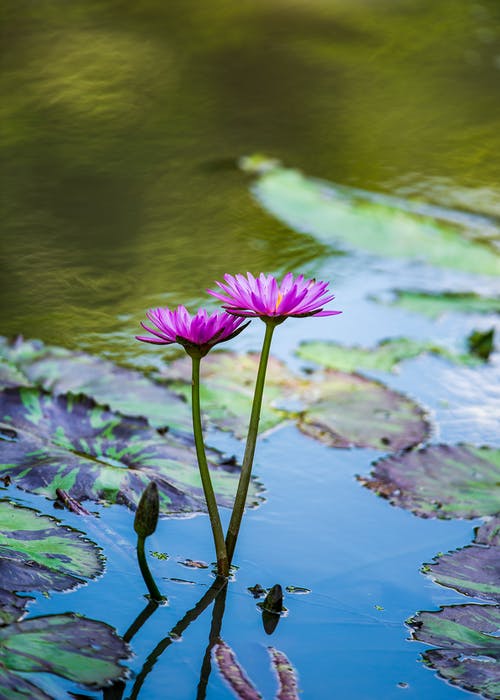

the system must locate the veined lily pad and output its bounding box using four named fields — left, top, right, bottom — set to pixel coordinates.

left=408, top=605, right=500, bottom=699
left=161, top=353, right=305, bottom=439
left=378, top=290, right=500, bottom=319
left=162, top=353, right=429, bottom=451
left=0, top=500, right=103, bottom=592
left=296, top=338, right=479, bottom=374
left=360, top=444, right=500, bottom=518
left=245, top=160, right=500, bottom=276
left=0, top=336, right=192, bottom=434
left=297, top=370, right=429, bottom=450
left=0, top=387, right=262, bottom=515
left=0, top=613, right=129, bottom=697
